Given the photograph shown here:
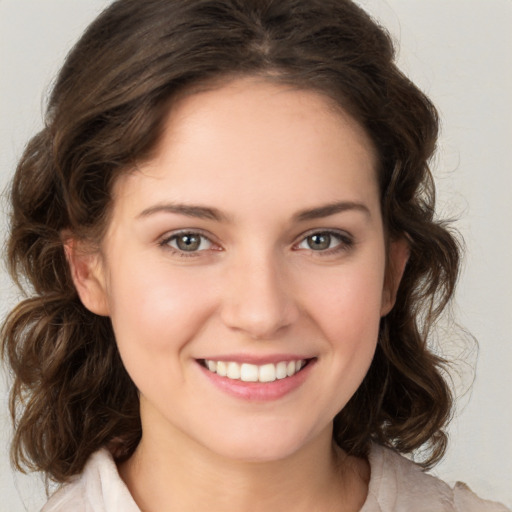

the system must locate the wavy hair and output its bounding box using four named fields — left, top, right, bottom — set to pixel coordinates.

left=2, top=0, right=460, bottom=482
